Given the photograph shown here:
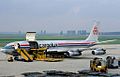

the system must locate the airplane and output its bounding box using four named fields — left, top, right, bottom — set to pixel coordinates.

left=0, top=22, right=106, bottom=58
